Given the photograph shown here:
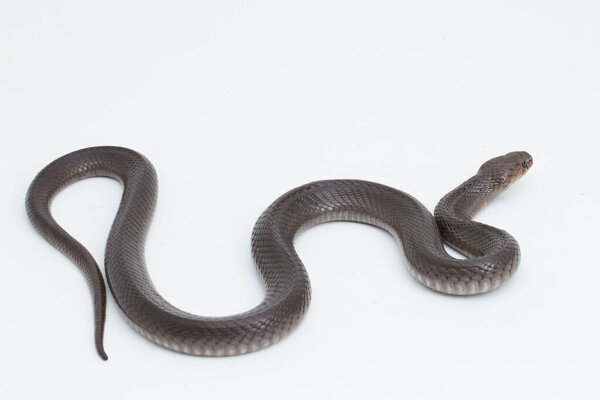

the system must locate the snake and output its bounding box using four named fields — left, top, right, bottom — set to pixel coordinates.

left=25, top=147, right=532, bottom=360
